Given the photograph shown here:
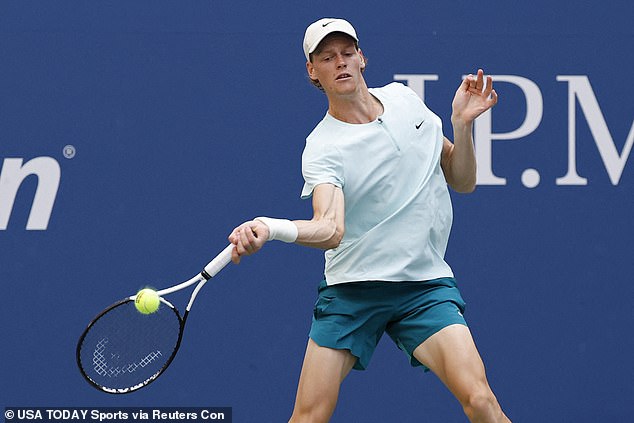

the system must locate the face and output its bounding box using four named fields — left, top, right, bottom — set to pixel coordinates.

left=307, top=34, right=366, bottom=96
